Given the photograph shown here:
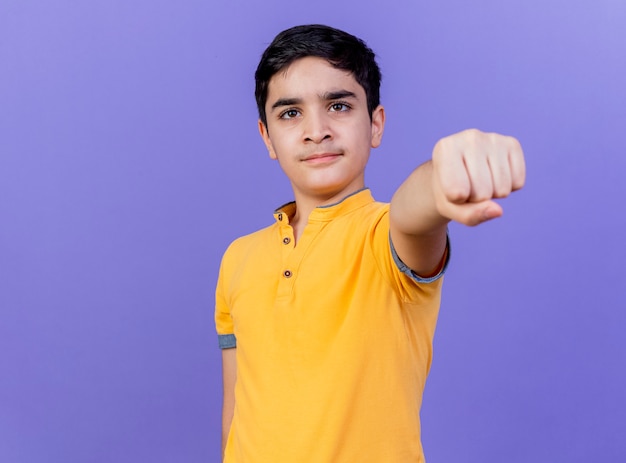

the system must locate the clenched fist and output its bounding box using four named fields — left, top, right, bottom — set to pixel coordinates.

left=432, top=129, right=526, bottom=226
